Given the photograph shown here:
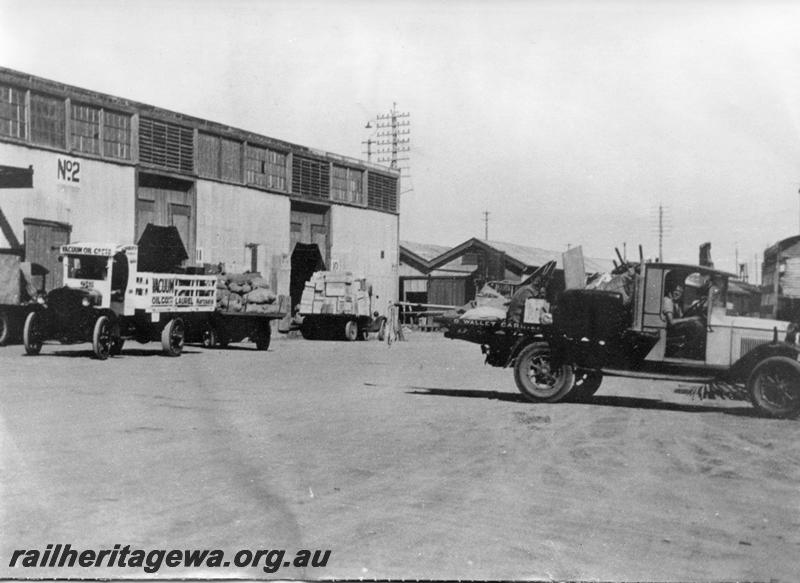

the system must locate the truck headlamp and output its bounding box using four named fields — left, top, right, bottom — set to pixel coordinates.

left=82, top=297, right=91, bottom=307
left=36, top=296, right=46, bottom=305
